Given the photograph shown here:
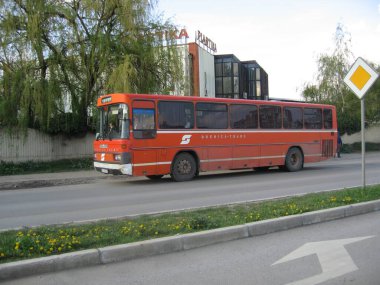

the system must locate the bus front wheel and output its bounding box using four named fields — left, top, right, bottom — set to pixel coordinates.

left=284, top=147, right=303, bottom=172
left=171, top=153, right=197, bottom=182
